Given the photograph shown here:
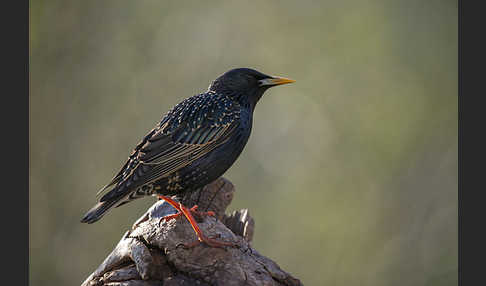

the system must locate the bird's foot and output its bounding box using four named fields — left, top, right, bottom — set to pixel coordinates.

left=158, top=205, right=215, bottom=226
left=159, top=205, right=197, bottom=223
left=189, top=205, right=216, bottom=220
left=158, top=195, right=237, bottom=249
